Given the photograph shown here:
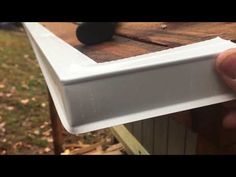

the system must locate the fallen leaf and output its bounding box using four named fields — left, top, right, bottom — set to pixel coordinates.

left=41, top=103, right=46, bottom=108
left=23, top=54, right=29, bottom=59
left=1, top=150, right=7, bottom=155
left=40, top=124, right=46, bottom=129
left=38, top=150, right=44, bottom=155
left=83, top=150, right=104, bottom=155
left=160, top=23, right=167, bottom=29
left=1, top=63, right=8, bottom=69
left=96, top=145, right=103, bottom=152
left=44, top=147, right=51, bottom=153
left=10, top=86, right=16, bottom=93
left=21, top=84, right=29, bottom=90
left=23, top=143, right=33, bottom=149
left=21, top=99, right=29, bottom=105
left=45, top=137, right=53, bottom=143
left=63, top=143, right=83, bottom=149
left=0, top=84, right=5, bottom=89
left=42, top=129, right=51, bottom=137
left=70, top=141, right=103, bottom=155
left=13, top=141, right=23, bottom=150
left=6, top=93, right=12, bottom=97
left=33, top=129, right=40, bottom=135
left=5, top=106, right=14, bottom=111
left=103, top=150, right=123, bottom=155
left=0, top=122, right=6, bottom=129
left=61, top=149, right=71, bottom=155
left=0, top=92, right=3, bottom=97
left=105, top=143, right=123, bottom=152
left=1, top=128, right=6, bottom=134
left=40, top=121, right=50, bottom=129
